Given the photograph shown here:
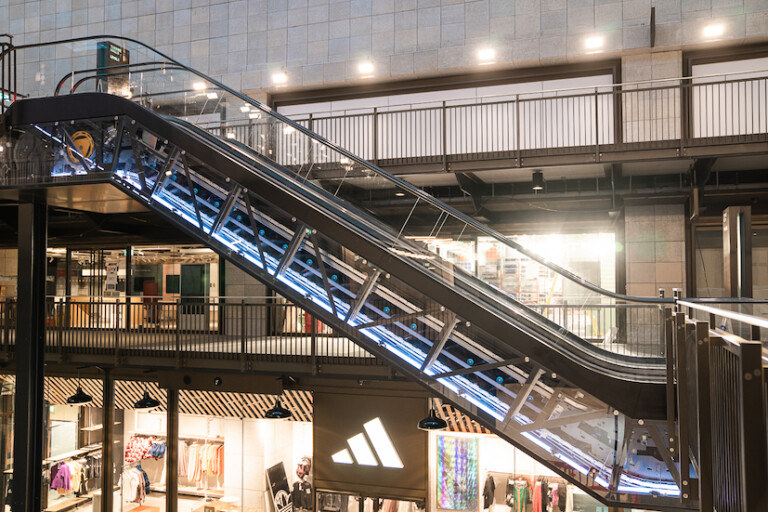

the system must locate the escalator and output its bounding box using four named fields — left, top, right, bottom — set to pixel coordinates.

left=0, top=36, right=686, bottom=510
